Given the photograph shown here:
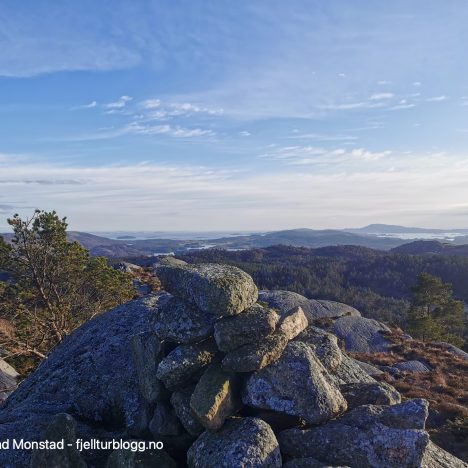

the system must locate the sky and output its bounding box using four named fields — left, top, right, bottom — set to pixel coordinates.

left=1, top=0, right=468, bottom=231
